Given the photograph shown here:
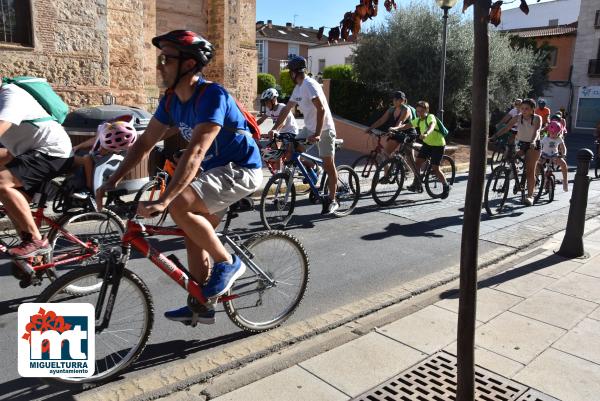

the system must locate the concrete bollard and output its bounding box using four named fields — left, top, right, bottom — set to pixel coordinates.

left=557, top=148, right=594, bottom=258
